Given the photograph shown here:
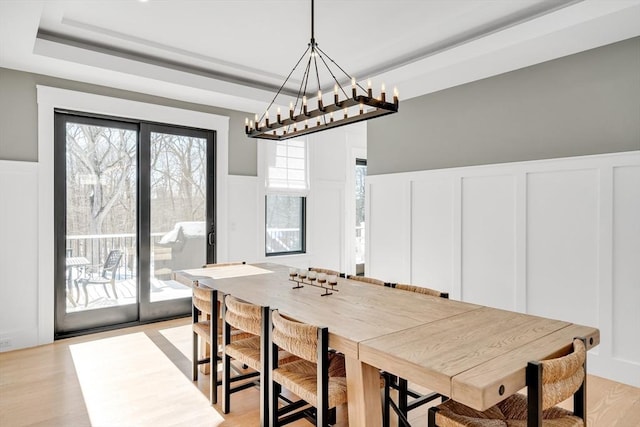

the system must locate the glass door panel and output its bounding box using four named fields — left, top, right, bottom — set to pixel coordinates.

left=149, top=131, right=208, bottom=303
left=56, top=114, right=139, bottom=334
left=65, top=121, right=138, bottom=312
